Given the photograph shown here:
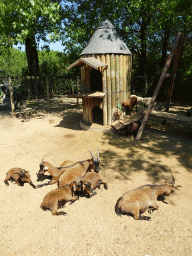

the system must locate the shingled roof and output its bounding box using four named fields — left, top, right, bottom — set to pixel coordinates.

left=81, top=19, right=131, bottom=55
